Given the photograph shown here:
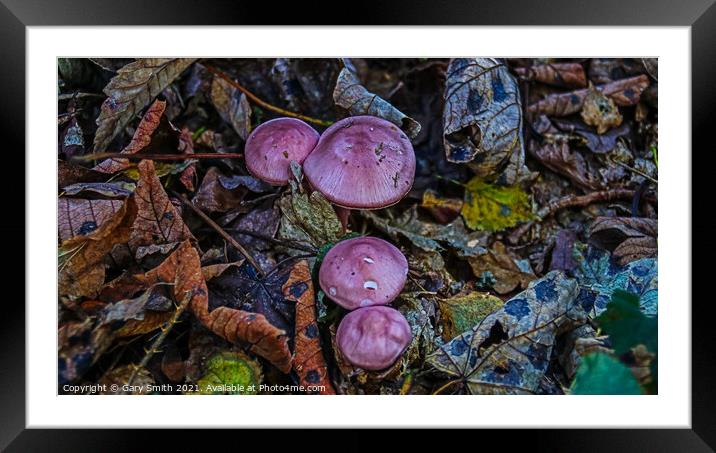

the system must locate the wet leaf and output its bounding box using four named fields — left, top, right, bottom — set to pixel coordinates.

left=210, top=77, right=252, bottom=140
left=461, top=176, right=532, bottom=232
left=570, top=352, right=641, bottom=395
left=528, top=75, right=649, bottom=117
left=580, top=85, right=623, bottom=134
left=427, top=271, right=584, bottom=394
left=333, top=66, right=421, bottom=139
left=99, top=365, right=155, bottom=395
left=467, top=241, right=536, bottom=294
left=128, top=160, right=194, bottom=254
left=58, top=198, right=124, bottom=241
left=589, top=217, right=657, bottom=266
left=195, top=351, right=262, bottom=394
left=437, top=291, right=504, bottom=341
left=289, top=259, right=336, bottom=394
left=513, top=62, right=587, bottom=88
left=443, top=58, right=531, bottom=185
left=58, top=196, right=137, bottom=298
left=93, top=58, right=197, bottom=151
